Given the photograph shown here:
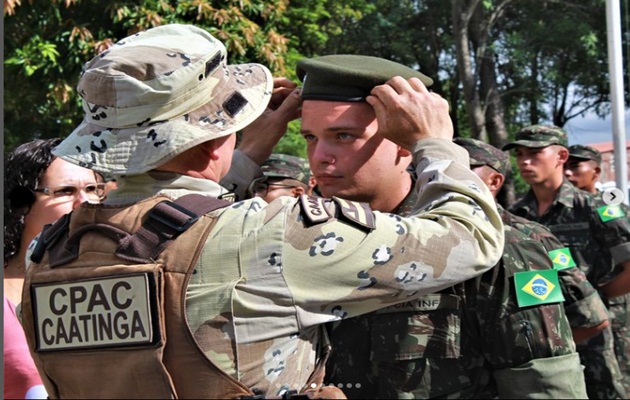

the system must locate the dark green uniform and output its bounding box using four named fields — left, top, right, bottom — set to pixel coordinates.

left=511, top=178, right=630, bottom=399
left=325, top=194, right=585, bottom=399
